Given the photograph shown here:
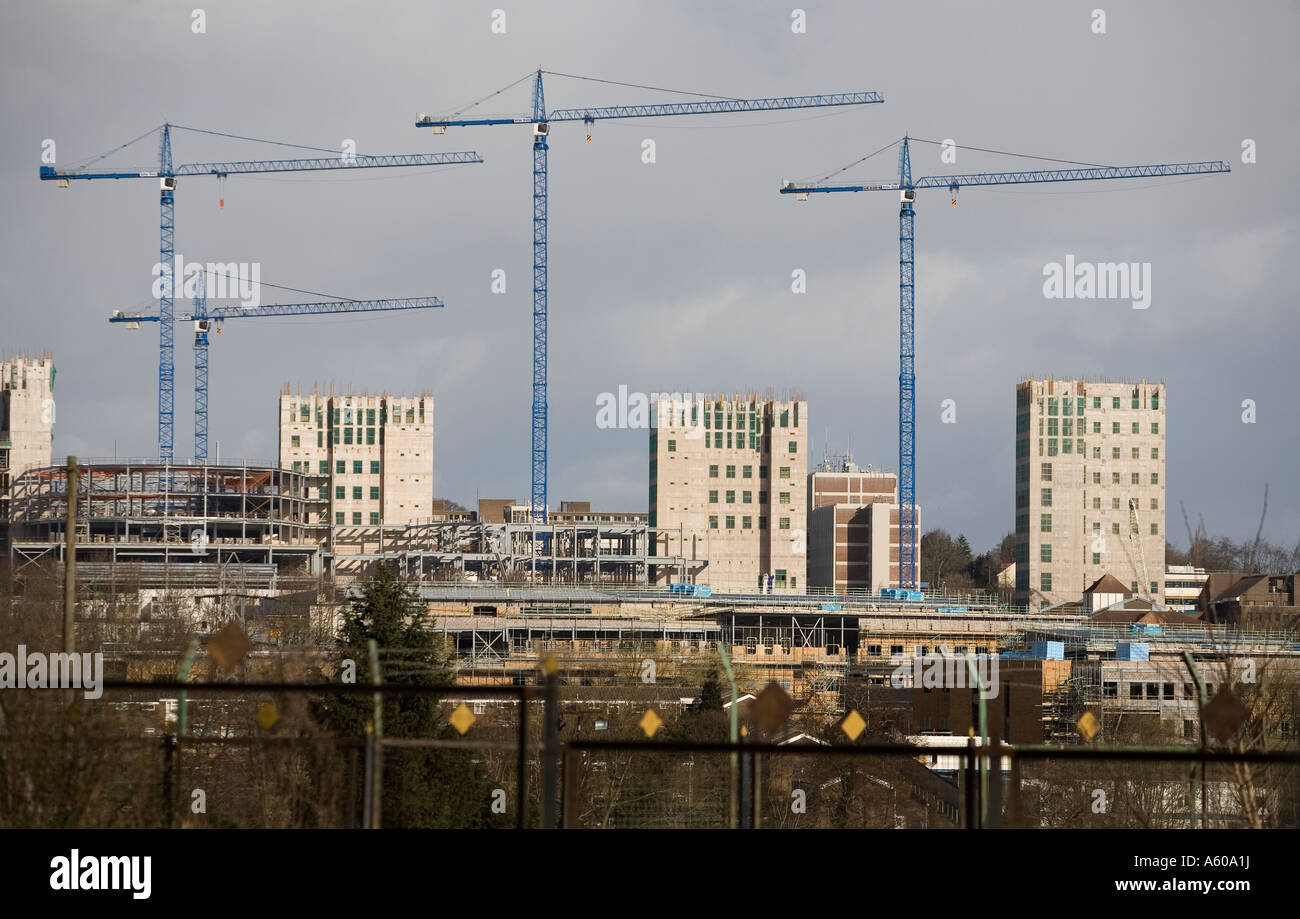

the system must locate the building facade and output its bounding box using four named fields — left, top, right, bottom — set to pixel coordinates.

left=1015, top=379, right=1166, bottom=610
left=807, top=502, right=923, bottom=594
left=650, top=394, right=807, bottom=593
left=807, top=463, right=896, bottom=507
left=805, top=462, right=920, bottom=592
left=1165, top=564, right=1209, bottom=612
left=1, top=355, right=55, bottom=550
left=507, top=500, right=648, bottom=525
left=278, top=386, right=433, bottom=527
